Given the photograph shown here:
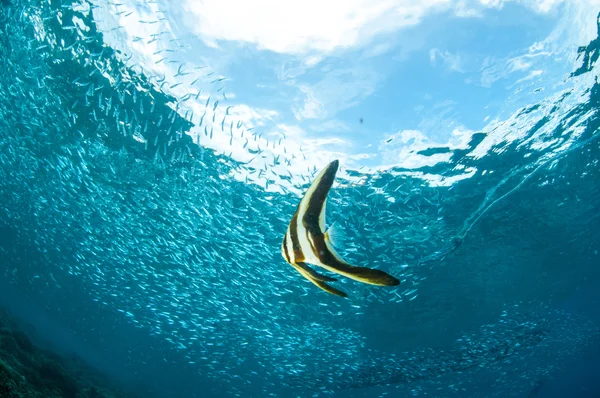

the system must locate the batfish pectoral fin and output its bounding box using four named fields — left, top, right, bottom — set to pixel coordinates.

left=324, top=222, right=345, bottom=248
left=290, top=262, right=347, bottom=298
